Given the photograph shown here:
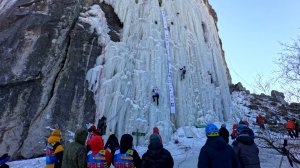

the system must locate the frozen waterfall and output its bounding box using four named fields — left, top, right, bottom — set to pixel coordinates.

left=86, top=0, right=232, bottom=144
